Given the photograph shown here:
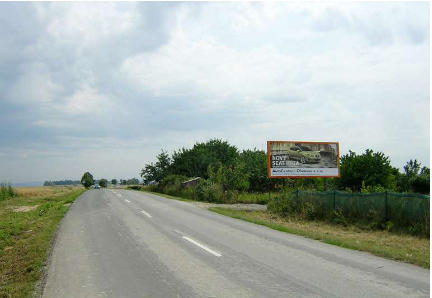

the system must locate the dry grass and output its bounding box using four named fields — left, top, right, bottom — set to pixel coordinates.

left=209, top=208, right=430, bottom=269
left=14, top=186, right=83, bottom=199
